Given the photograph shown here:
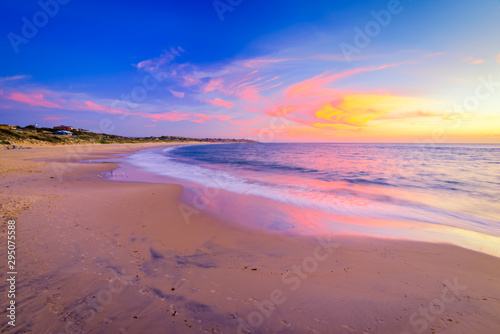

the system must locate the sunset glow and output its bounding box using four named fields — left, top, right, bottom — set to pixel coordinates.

left=1, top=0, right=499, bottom=142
